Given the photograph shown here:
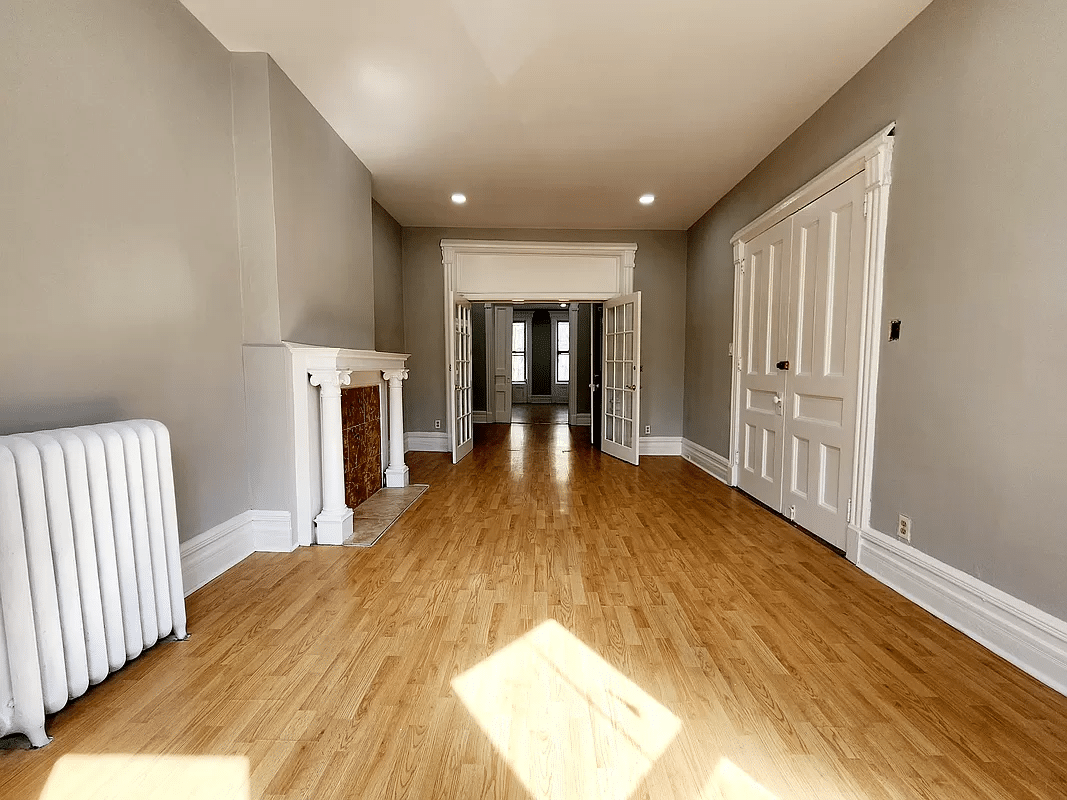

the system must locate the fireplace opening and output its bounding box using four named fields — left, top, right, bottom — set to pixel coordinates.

left=341, top=385, right=382, bottom=509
